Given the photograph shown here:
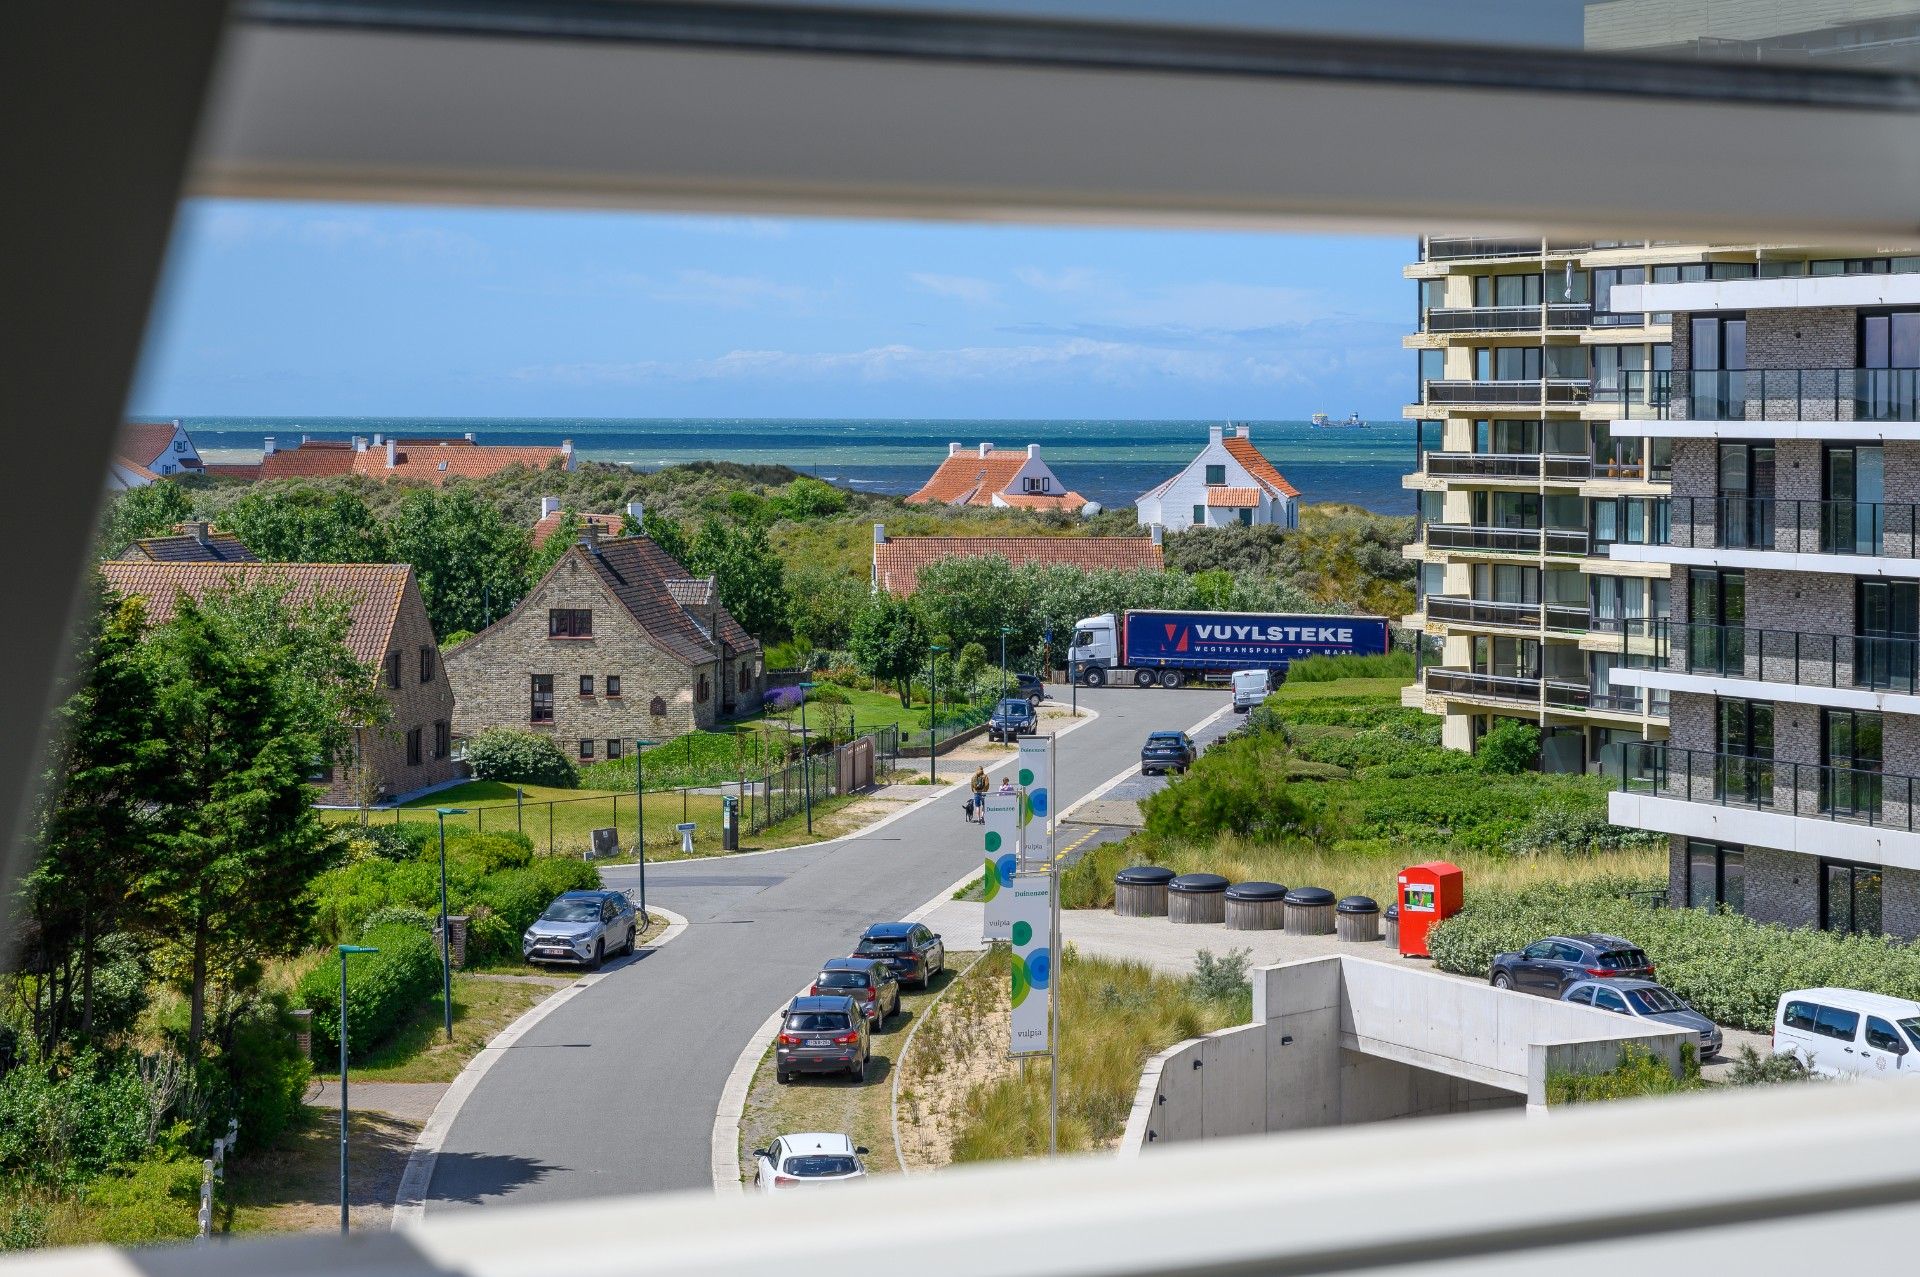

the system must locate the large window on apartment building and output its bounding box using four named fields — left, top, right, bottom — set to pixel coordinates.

left=1417, top=349, right=1443, bottom=389
left=1716, top=698, right=1774, bottom=807
left=1859, top=310, right=1920, bottom=421
left=1822, top=860, right=1884, bottom=936
left=1687, top=840, right=1745, bottom=913
left=1859, top=311, right=1920, bottom=368
left=1590, top=496, right=1670, bottom=552
left=1471, top=635, right=1538, bottom=680
left=1589, top=575, right=1668, bottom=633
left=1472, top=419, right=1539, bottom=454
left=1471, top=563, right=1538, bottom=606
left=1590, top=343, right=1644, bottom=393
left=1857, top=579, right=1919, bottom=692
left=1693, top=316, right=1749, bottom=421
left=1717, top=443, right=1774, bottom=548
left=548, top=608, right=593, bottom=638
left=1591, top=266, right=1646, bottom=326
left=1688, top=568, right=1746, bottom=675
left=1472, top=491, right=1540, bottom=529
left=1823, top=444, right=1885, bottom=555
left=1821, top=708, right=1883, bottom=820
left=531, top=674, right=554, bottom=722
